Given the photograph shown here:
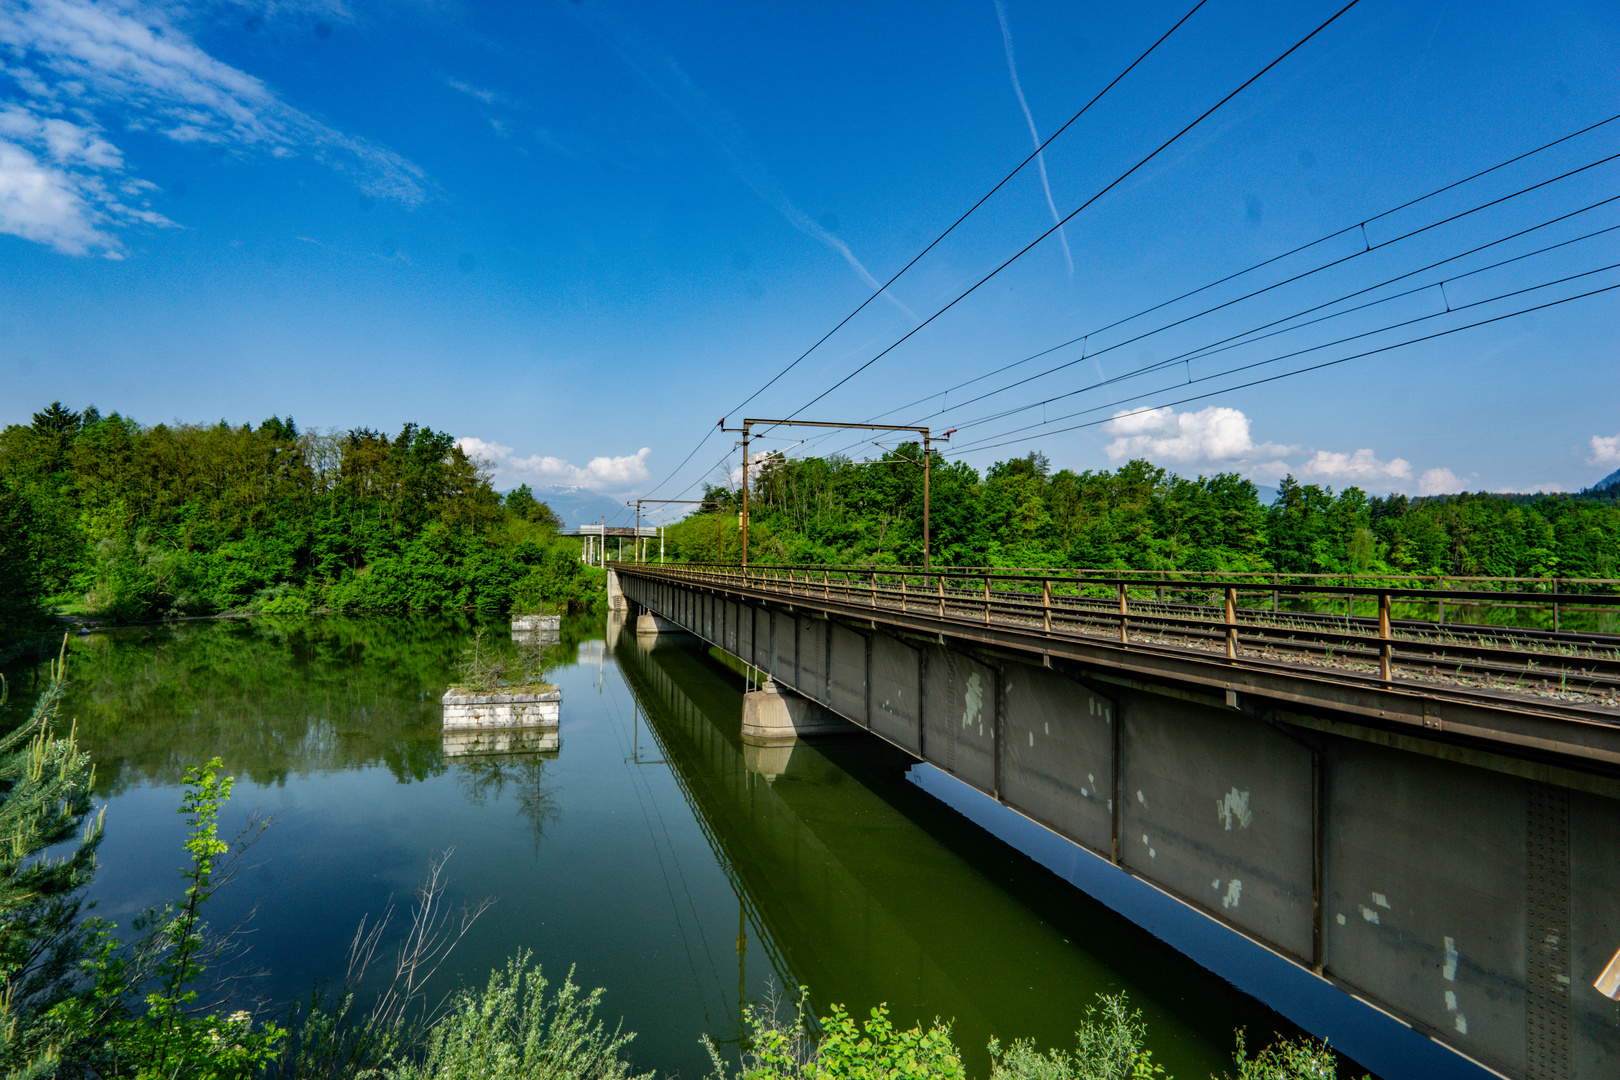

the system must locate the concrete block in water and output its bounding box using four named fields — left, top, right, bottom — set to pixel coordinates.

left=441, top=687, right=560, bottom=728
left=511, top=614, right=561, bottom=633
left=741, top=680, right=856, bottom=746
